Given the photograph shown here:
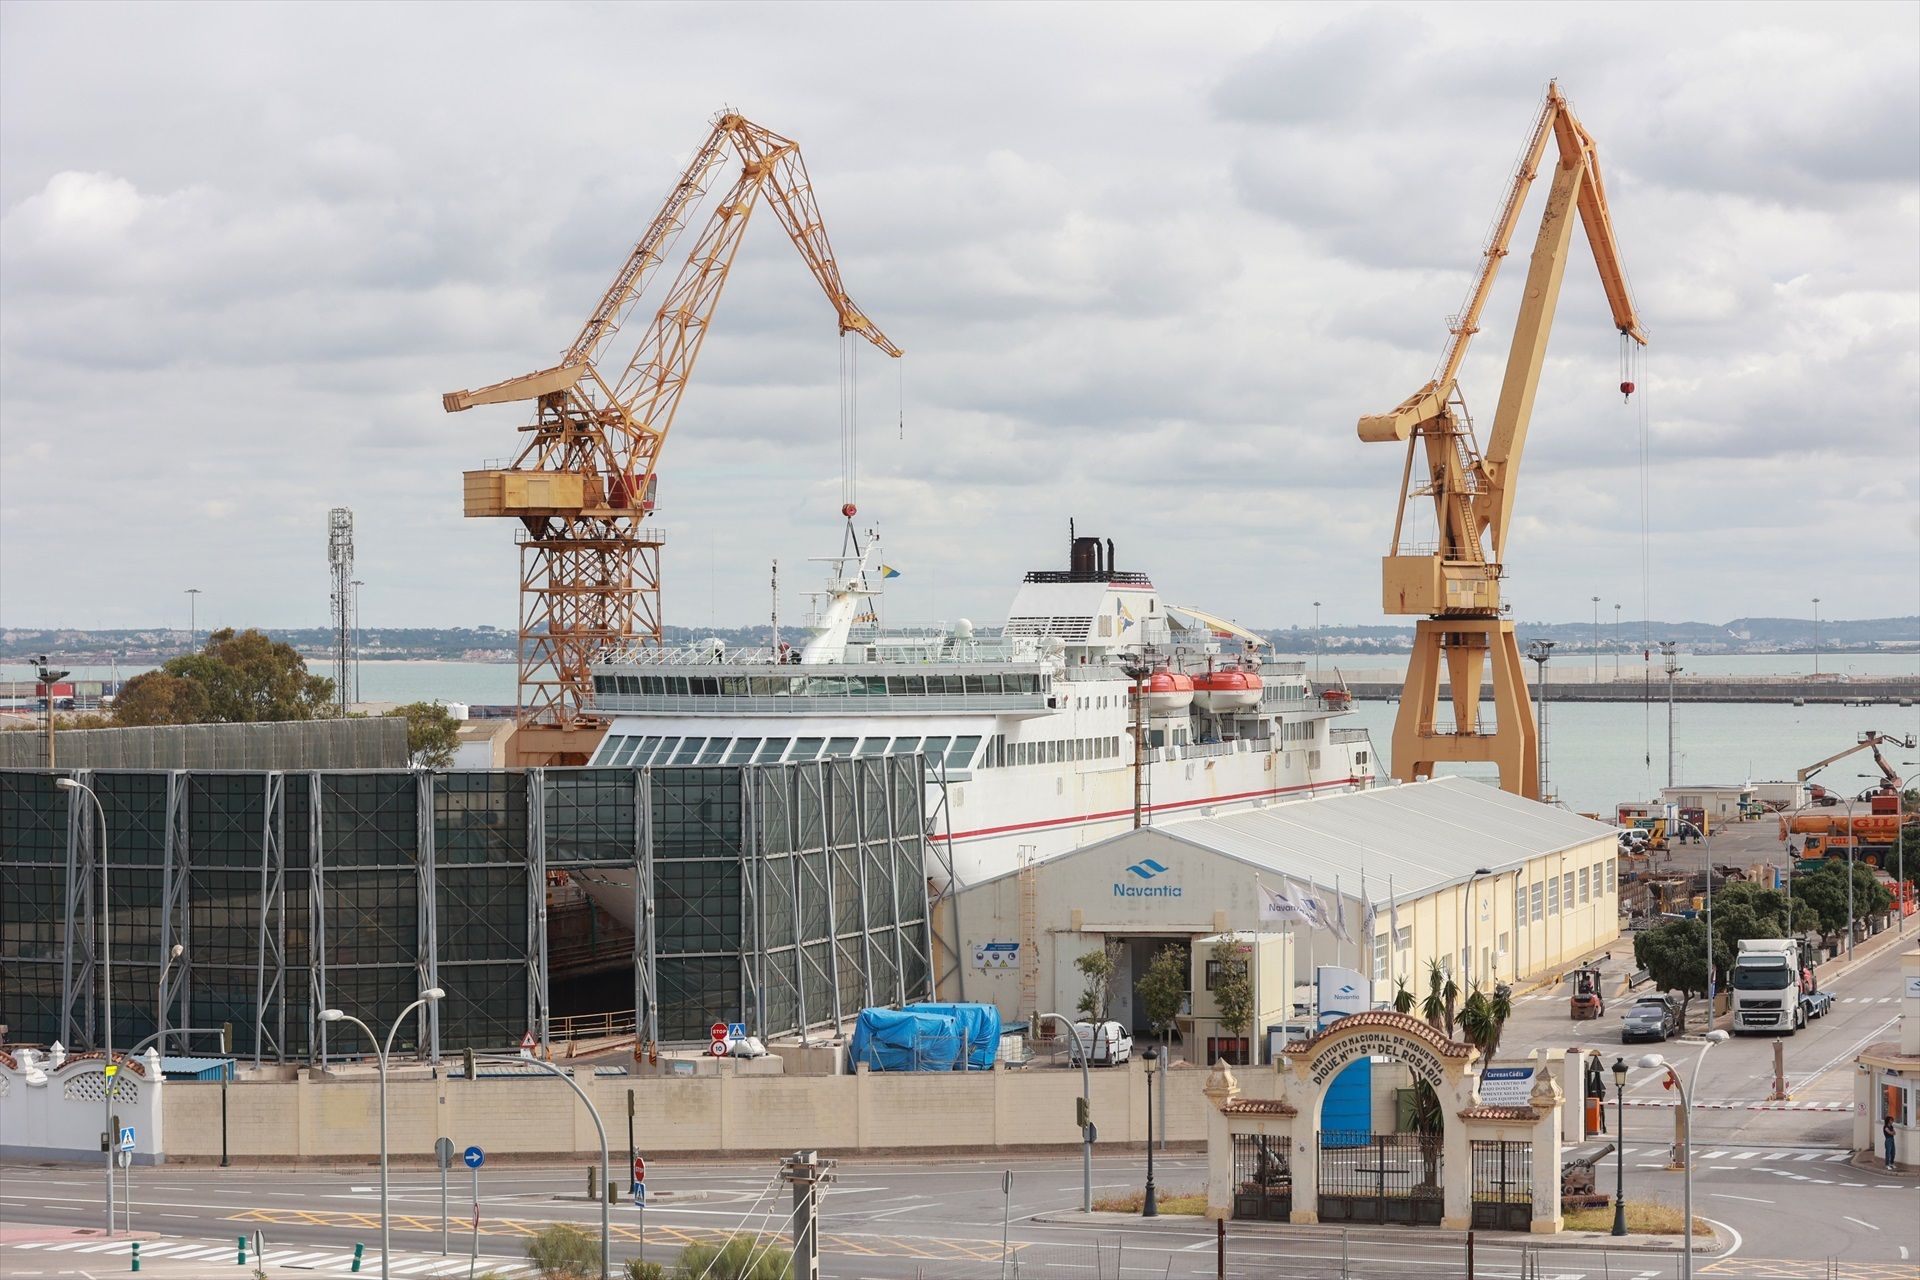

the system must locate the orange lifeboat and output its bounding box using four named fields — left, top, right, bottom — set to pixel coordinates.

left=1192, top=665, right=1262, bottom=713
left=1134, top=667, right=1194, bottom=715
left=1321, top=687, right=1352, bottom=709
